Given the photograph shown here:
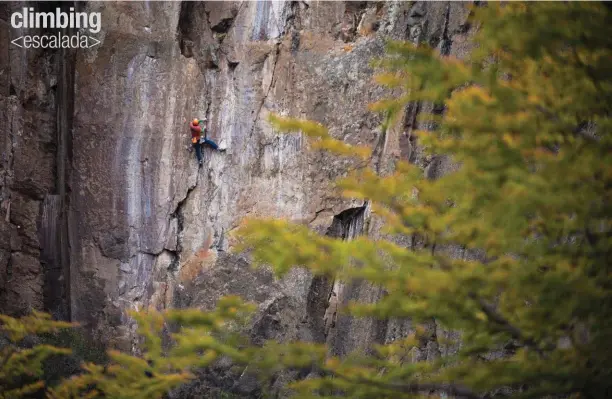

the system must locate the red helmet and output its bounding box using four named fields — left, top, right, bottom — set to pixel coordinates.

left=192, top=118, right=199, bottom=126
